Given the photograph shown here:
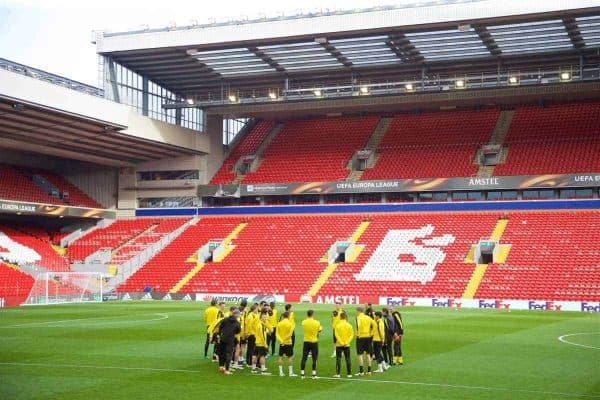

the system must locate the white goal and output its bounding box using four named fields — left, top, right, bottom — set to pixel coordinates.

left=24, top=272, right=105, bottom=305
